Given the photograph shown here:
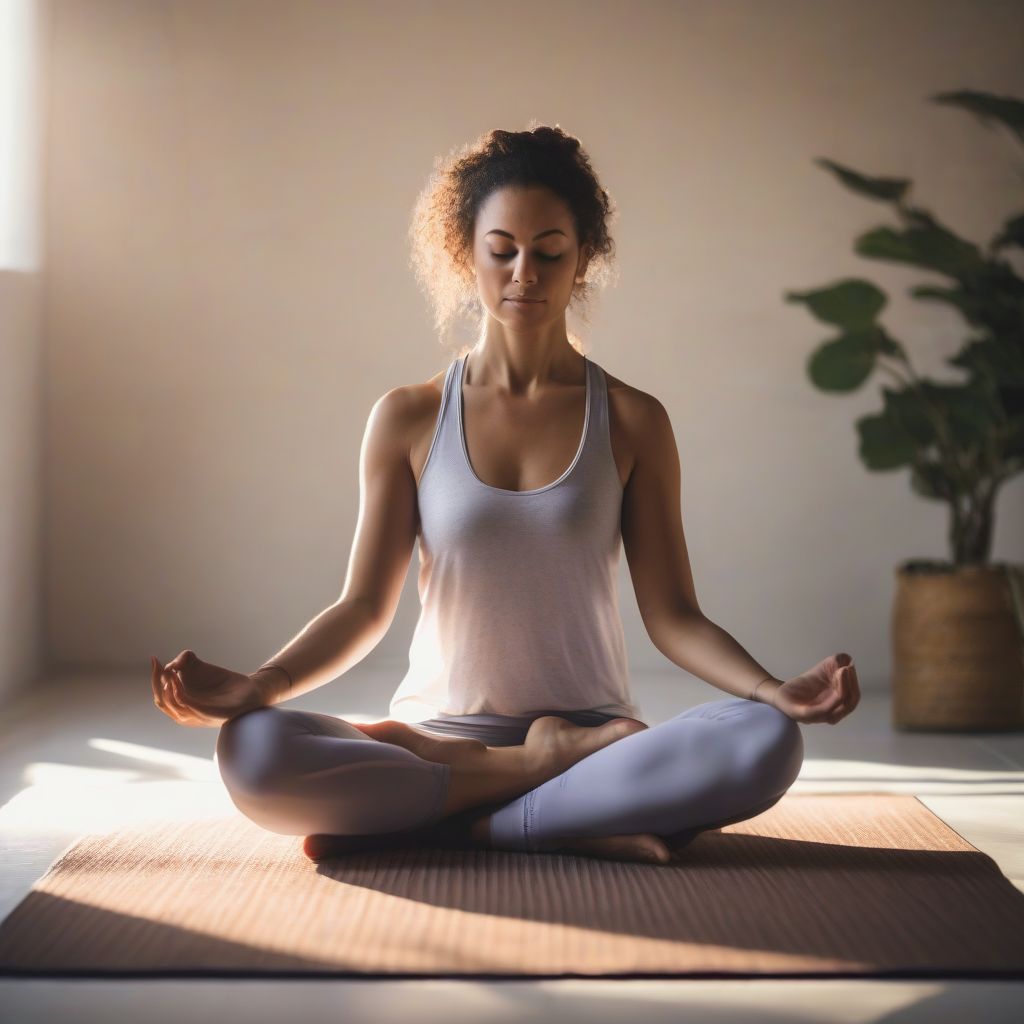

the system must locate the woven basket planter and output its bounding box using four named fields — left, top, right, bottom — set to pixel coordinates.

left=891, top=560, right=1024, bottom=732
